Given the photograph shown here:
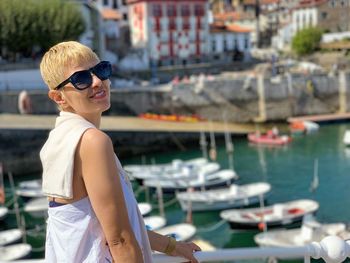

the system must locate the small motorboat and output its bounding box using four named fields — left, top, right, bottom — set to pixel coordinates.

left=220, top=199, right=319, bottom=229
left=0, top=229, right=23, bottom=246
left=0, top=206, right=8, bottom=221
left=143, top=216, right=166, bottom=231
left=0, top=243, right=32, bottom=261
left=343, top=130, right=350, bottom=146
left=176, top=182, right=271, bottom=212
left=24, top=197, right=47, bottom=218
left=138, top=202, right=152, bottom=216
left=15, top=188, right=44, bottom=200
left=156, top=223, right=196, bottom=241
left=124, top=158, right=208, bottom=179
left=128, top=161, right=217, bottom=182
left=289, top=121, right=319, bottom=135
left=18, top=179, right=42, bottom=189
left=248, top=132, right=292, bottom=146
left=143, top=169, right=238, bottom=193
left=254, top=215, right=350, bottom=248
